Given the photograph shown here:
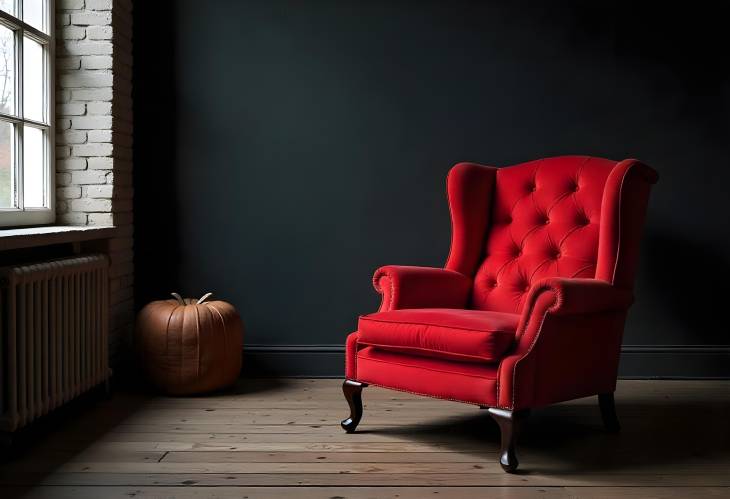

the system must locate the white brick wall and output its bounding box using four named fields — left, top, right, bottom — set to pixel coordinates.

left=56, top=0, right=134, bottom=361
